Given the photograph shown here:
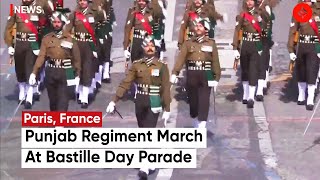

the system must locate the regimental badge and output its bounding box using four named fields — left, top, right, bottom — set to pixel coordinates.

left=21, top=33, right=27, bottom=39
left=24, top=19, right=29, bottom=23
left=252, top=20, right=255, bottom=24
left=196, top=61, right=202, bottom=67
left=141, top=18, right=145, bottom=23
left=141, top=31, right=146, bottom=36
left=309, top=19, right=313, bottom=23
left=80, top=33, right=85, bottom=39
left=305, top=35, right=310, bottom=42
left=83, top=19, right=87, bottom=22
